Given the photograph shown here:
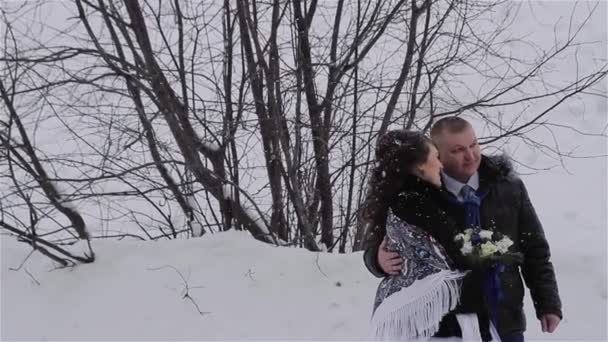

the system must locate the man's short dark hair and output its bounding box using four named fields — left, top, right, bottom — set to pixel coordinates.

left=430, top=116, right=472, bottom=139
